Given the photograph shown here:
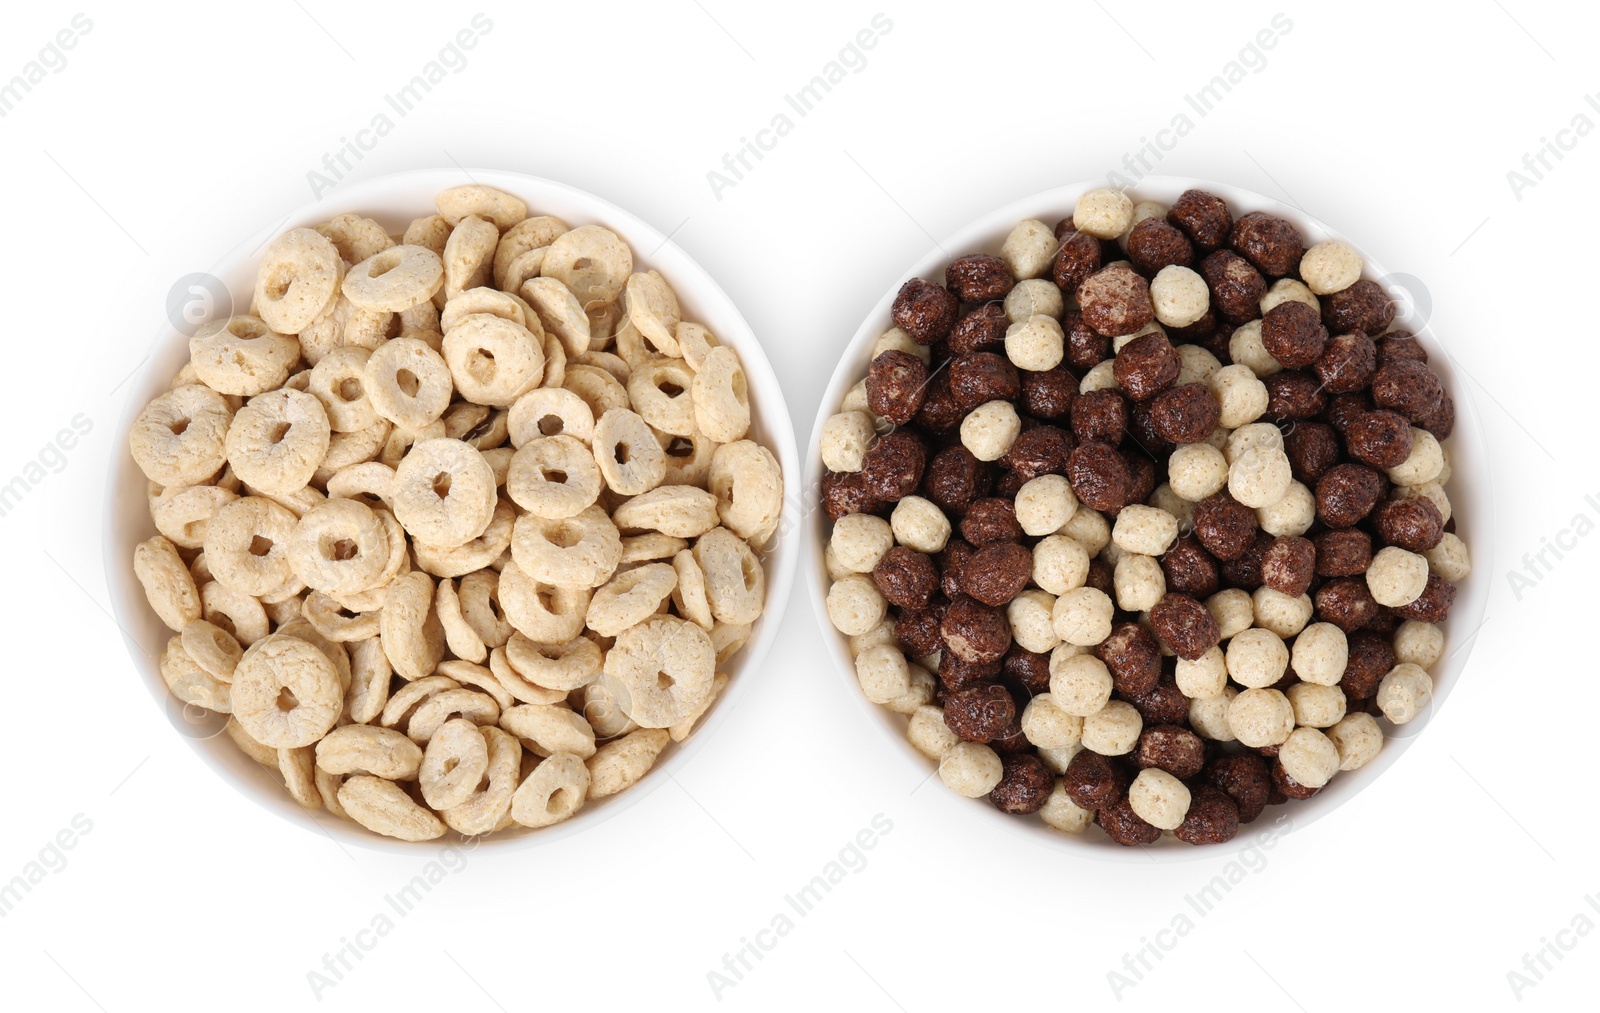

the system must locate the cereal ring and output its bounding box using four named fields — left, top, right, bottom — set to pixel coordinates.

left=188, top=315, right=299, bottom=396
left=488, top=645, right=569, bottom=705
left=316, top=214, right=394, bottom=264
left=129, top=385, right=233, bottom=487
left=230, top=633, right=343, bottom=748
left=181, top=619, right=242, bottom=681
left=565, top=363, right=632, bottom=419
left=443, top=215, right=500, bottom=299
left=622, top=533, right=688, bottom=565
left=203, top=496, right=299, bottom=597
left=200, top=581, right=269, bottom=646
left=521, top=276, right=593, bottom=356
left=406, top=688, right=501, bottom=744
left=611, top=485, right=720, bottom=538
left=436, top=184, right=528, bottom=231
left=694, top=526, right=765, bottom=625
left=677, top=321, right=719, bottom=371
left=224, top=716, right=277, bottom=766
left=149, top=483, right=238, bottom=550
left=134, top=535, right=202, bottom=631
left=592, top=408, right=667, bottom=496
left=278, top=747, right=320, bottom=809
left=624, top=271, right=682, bottom=356
left=671, top=548, right=715, bottom=630
left=436, top=577, right=487, bottom=663
left=315, top=725, right=424, bottom=780
left=628, top=357, right=698, bottom=437
left=442, top=403, right=509, bottom=451
left=587, top=727, right=670, bottom=797
left=544, top=225, right=633, bottom=307
left=500, top=704, right=597, bottom=759
left=436, top=659, right=515, bottom=711
left=708, top=440, right=783, bottom=542
left=691, top=346, right=750, bottom=443
left=411, top=497, right=516, bottom=578
left=390, top=438, right=498, bottom=548
left=440, top=726, right=521, bottom=835
left=419, top=716, right=490, bottom=809
left=506, top=632, right=605, bottom=692
left=380, top=674, right=461, bottom=729
left=302, top=591, right=380, bottom=642
left=442, top=314, right=545, bottom=407
left=509, top=387, right=595, bottom=448
left=441, top=287, right=531, bottom=333
left=660, top=427, right=717, bottom=488
left=511, top=504, right=622, bottom=588
left=224, top=388, right=330, bottom=496
left=287, top=498, right=391, bottom=595
left=604, top=615, right=714, bottom=728
left=506, top=435, right=603, bottom=519
left=275, top=619, right=352, bottom=695
left=587, top=562, right=678, bottom=637
left=457, top=569, right=513, bottom=649
left=159, top=634, right=231, bottom=712
left=498, top=560, right=592, bottom=642
left=318, top=422, right=391, bottom=485
left=364, top=337, right=454, bottom=430
left=302, top=345, right=377, bottom=433
left=338, top=775, right=446, bottom=841
left=379, top=570, right=446, bottom=680
left=493, top=216, right=568, bottom=290
left=511, top=752, right=590, bottom=828
left=342, top=245, right=445, bottom=312
left=254, top=228, right=342, bottom=334
left=326, top=460, right=395, bottom=509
